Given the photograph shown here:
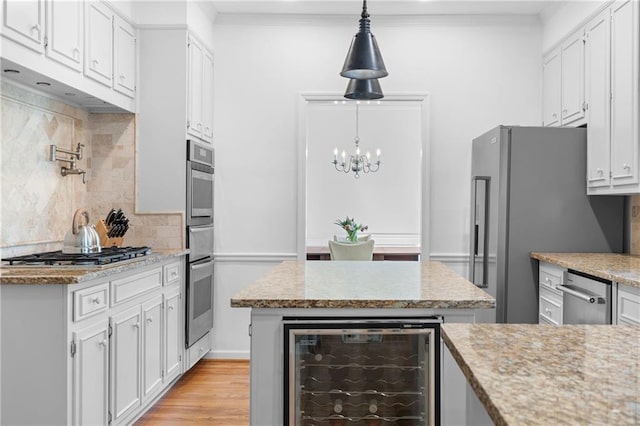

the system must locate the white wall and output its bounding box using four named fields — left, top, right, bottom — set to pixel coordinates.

left=539, top=1, right=609, bottom=52
left=209, top=14, right=542, bottom=357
